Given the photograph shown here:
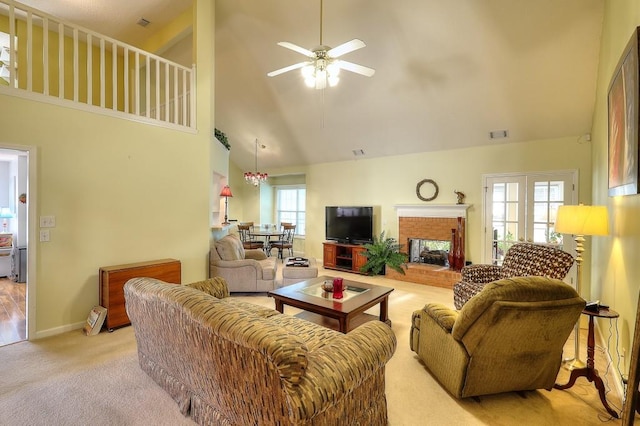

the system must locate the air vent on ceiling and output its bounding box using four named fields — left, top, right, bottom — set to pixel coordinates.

left=137, top=18, right=151, bottom=28
left=352, top=149, right=365, bottom=156
left=489, top=130, right=509, bottom=140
